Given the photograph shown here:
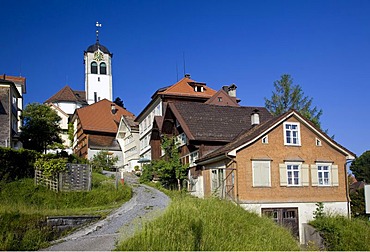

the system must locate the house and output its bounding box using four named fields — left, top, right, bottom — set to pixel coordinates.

left=135, top=74, right=222, bottom=161
left=116, top=115, right=140, bottom=172
left=153, top=100, right=272, bottom=196
left=0, top=78, right=22, bottom=148
left=195, top=109, right=355, bottom=243
left=72, top=99, right=135, bottom=166
left=45, top=85, right=88, bottom=148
